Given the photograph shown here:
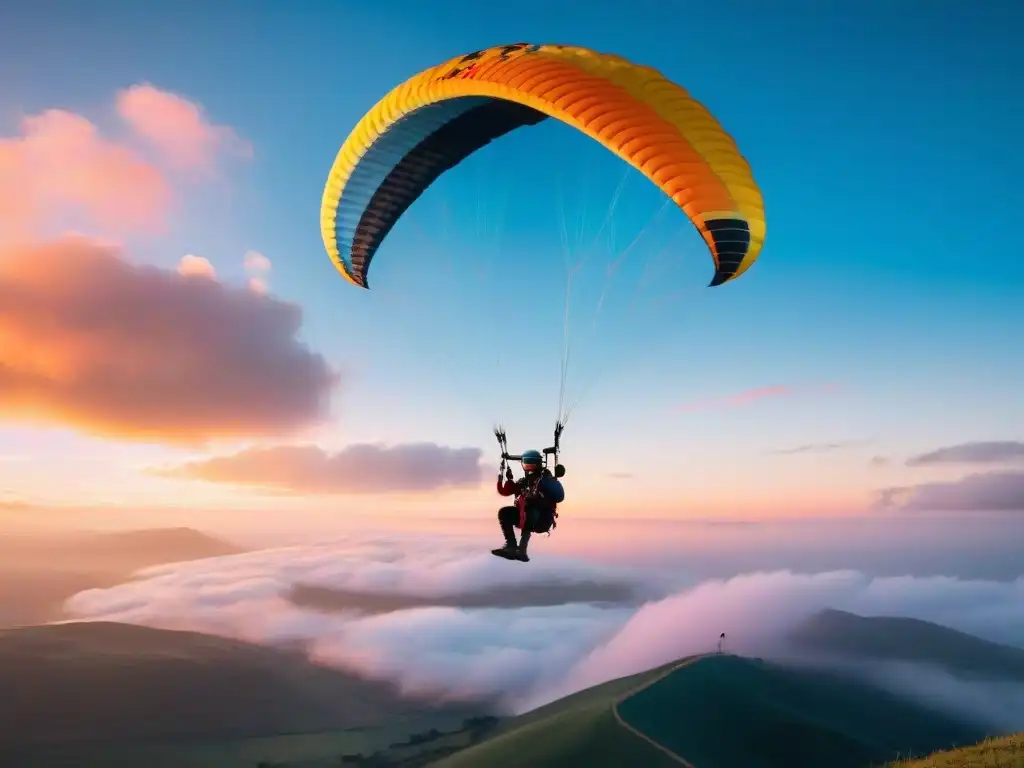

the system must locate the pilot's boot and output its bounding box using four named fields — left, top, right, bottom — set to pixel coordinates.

left=515, top=529, right=532, bottom=562
left=491, top=518, right=518, bottom=558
